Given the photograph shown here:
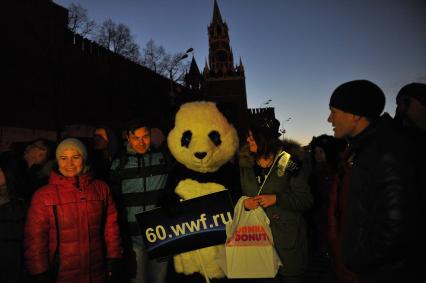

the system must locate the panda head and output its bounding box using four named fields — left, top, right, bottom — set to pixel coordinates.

left=167, top=101, right=239, bottom=173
